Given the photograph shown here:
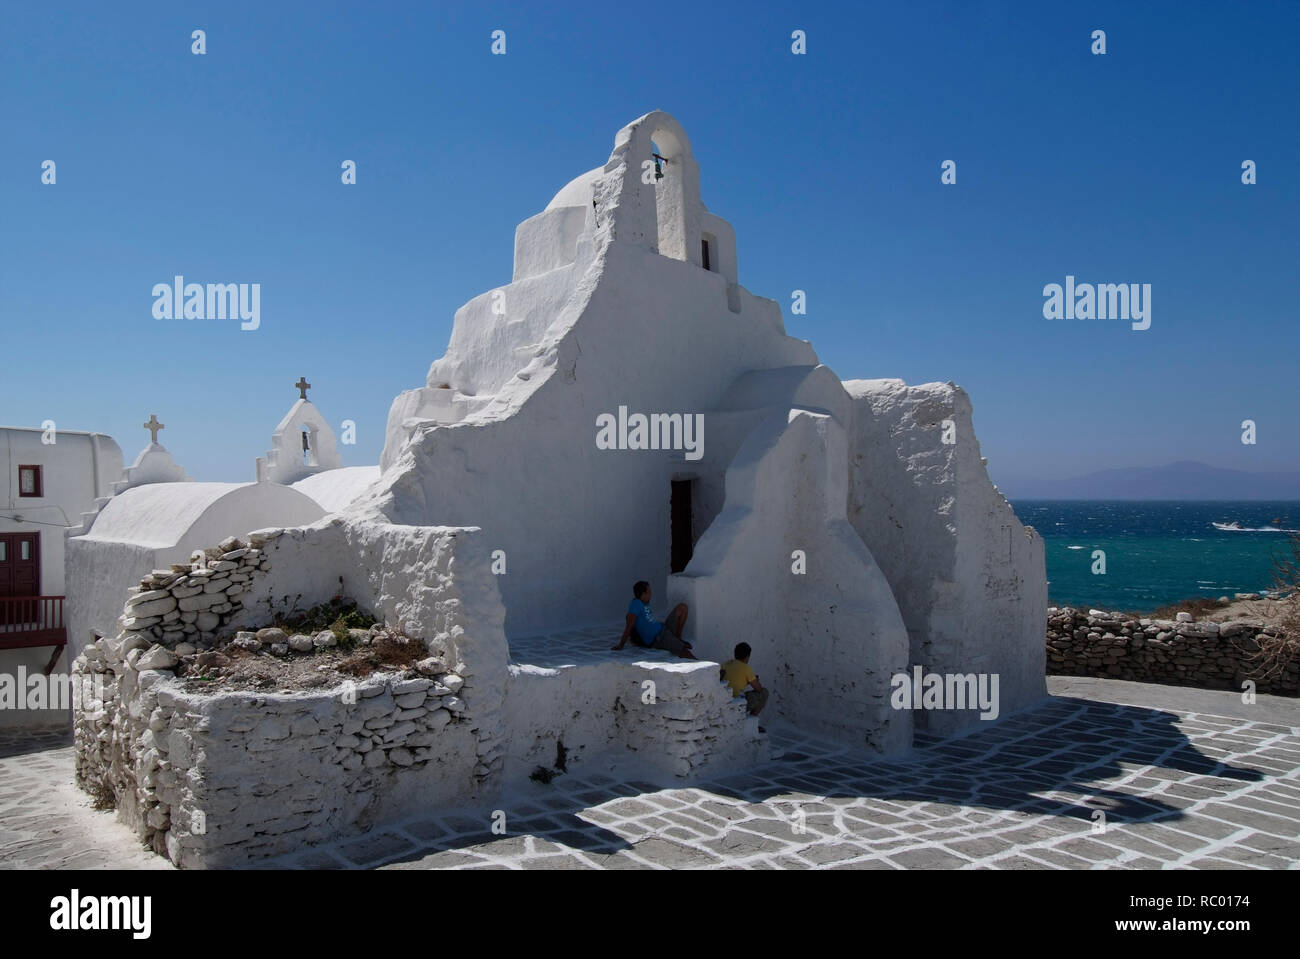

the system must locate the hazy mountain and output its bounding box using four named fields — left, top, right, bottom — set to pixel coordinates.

left=1005, top=461, right=1300, bottom=500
